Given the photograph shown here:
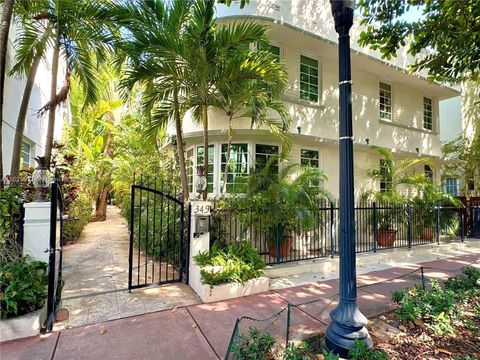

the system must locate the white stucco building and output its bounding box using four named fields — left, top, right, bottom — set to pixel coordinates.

left=2, top=18, right=64, bottom=177
left=182, top=0, right=460, bottom=199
